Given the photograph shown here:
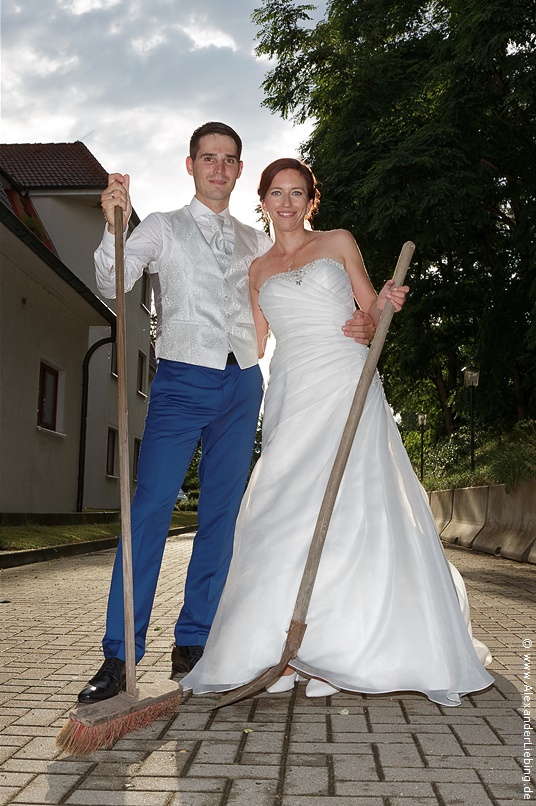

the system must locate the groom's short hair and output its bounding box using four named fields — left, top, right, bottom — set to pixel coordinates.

left=189, top=122, right=243, bottom=160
